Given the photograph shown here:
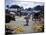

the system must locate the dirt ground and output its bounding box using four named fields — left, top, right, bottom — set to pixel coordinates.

left=5, top=16, right=44, bottom=34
